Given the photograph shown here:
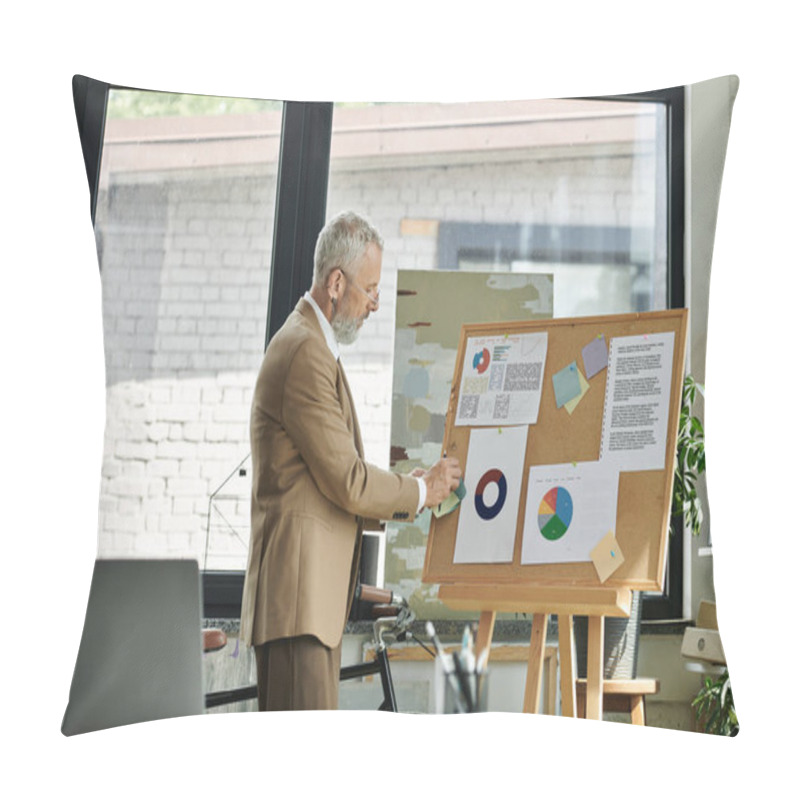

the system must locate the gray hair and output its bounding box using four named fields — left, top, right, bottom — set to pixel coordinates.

left=313, top=211, right=384, bottom=288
